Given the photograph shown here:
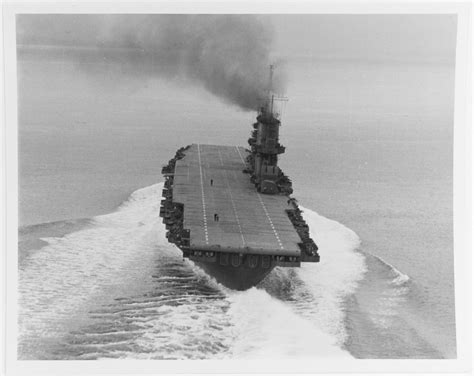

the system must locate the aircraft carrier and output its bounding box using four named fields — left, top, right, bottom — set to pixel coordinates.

left=160, top=71, right=319, bottom=290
